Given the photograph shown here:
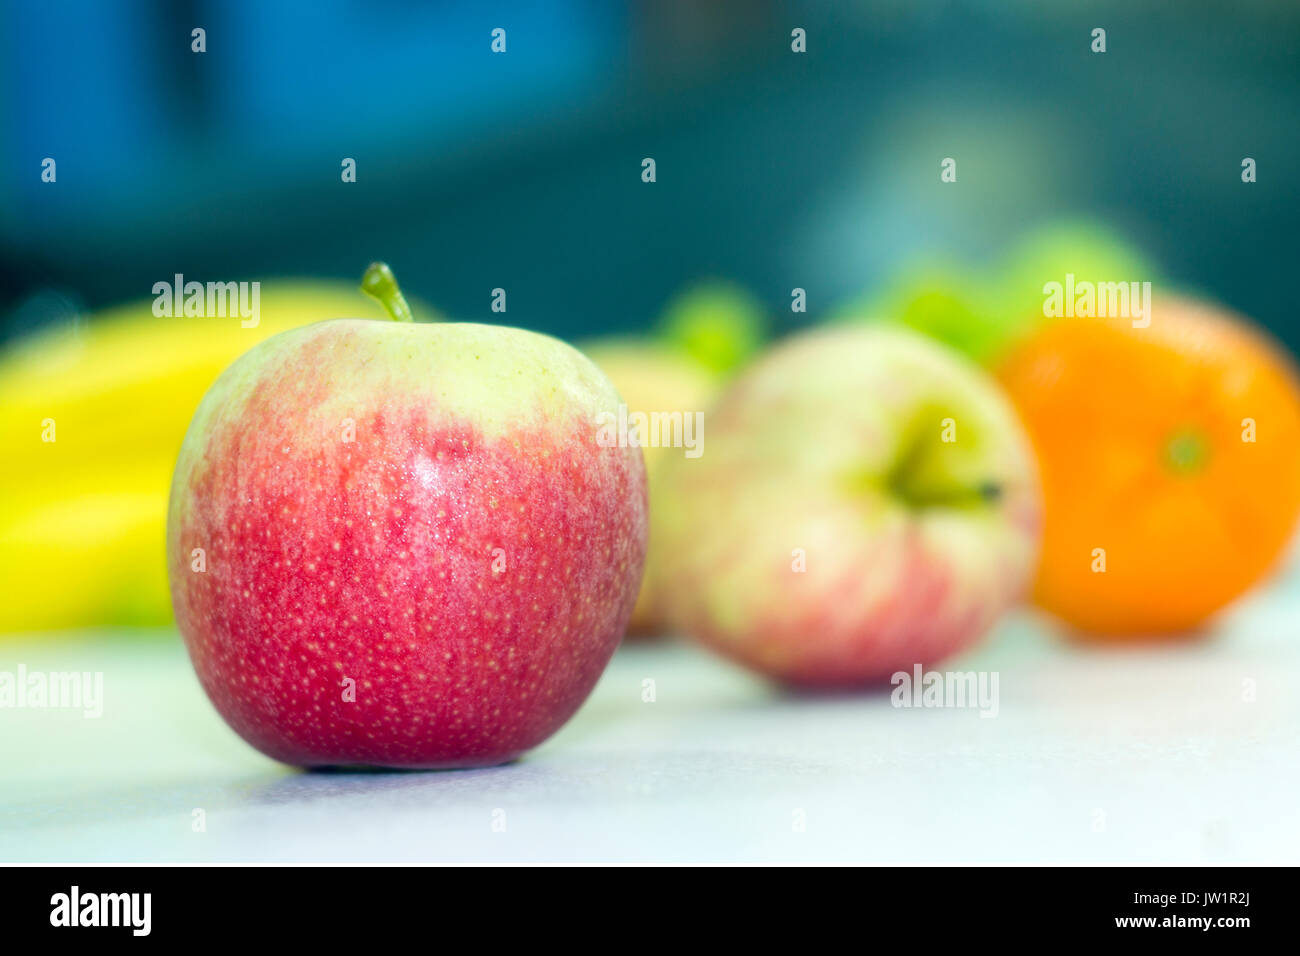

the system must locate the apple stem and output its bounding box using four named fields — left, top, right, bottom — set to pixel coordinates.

left=361, top=262, right=415, bottom=322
